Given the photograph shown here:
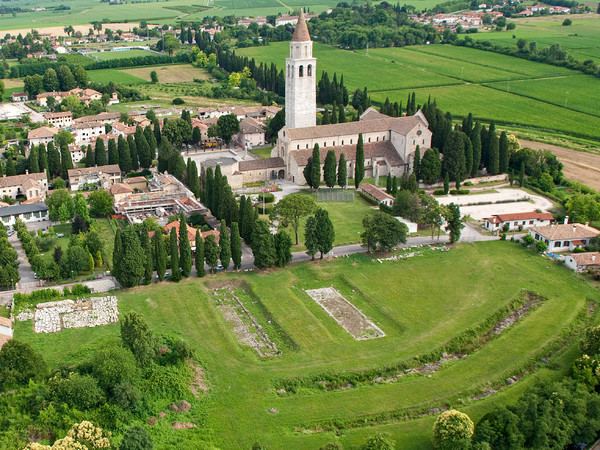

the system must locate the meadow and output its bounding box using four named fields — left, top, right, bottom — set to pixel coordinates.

left=86, top=68, right=146, bottom=85
left=90, top=49, right=155, bottom=61
left=14, top=241, right=599, bottom=448
left=237, top=42, right=600, bottom=140
left=122, top=64, right=210, bottom=83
